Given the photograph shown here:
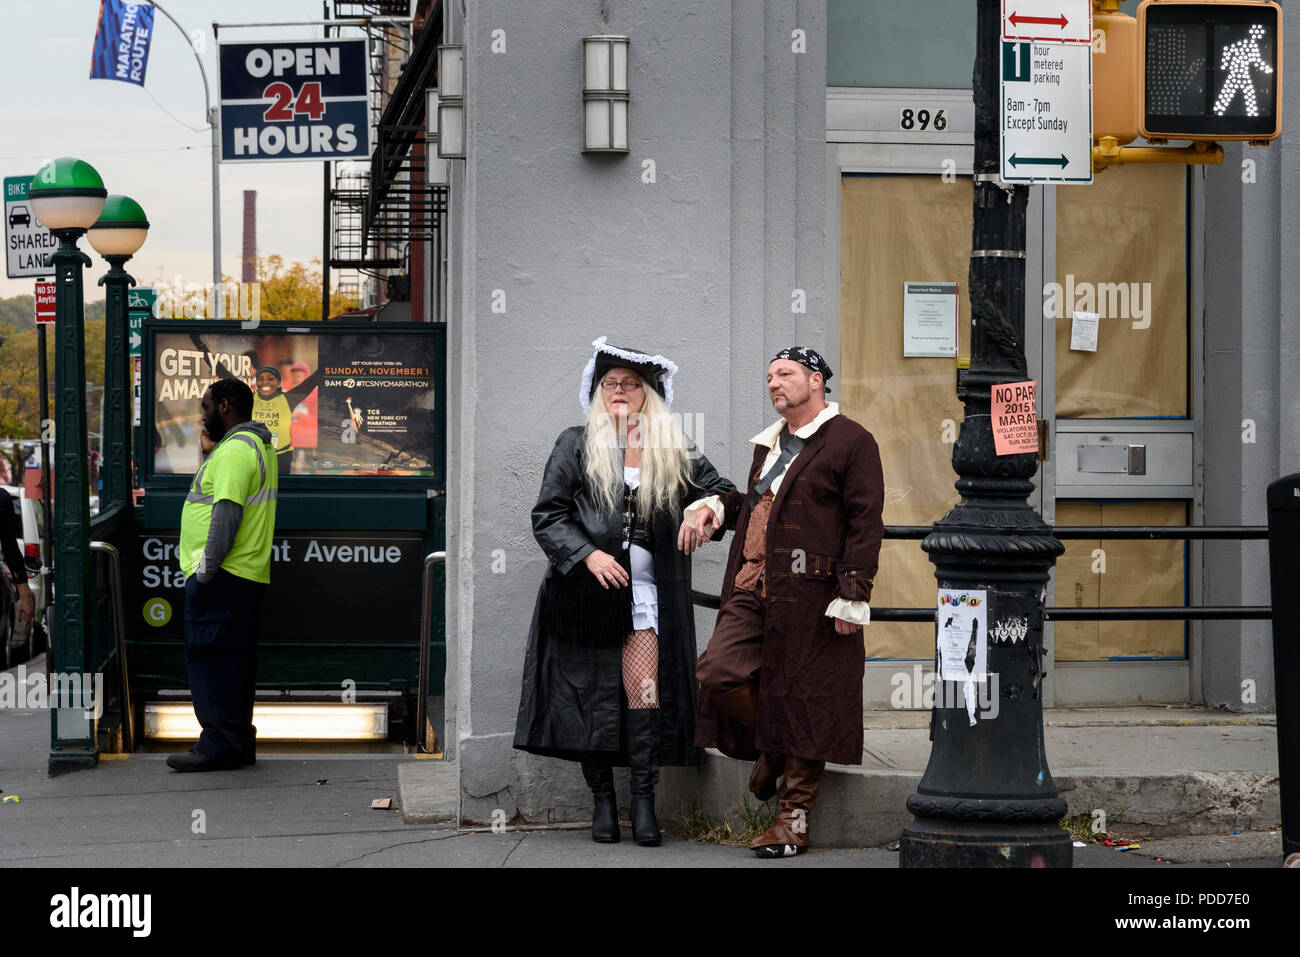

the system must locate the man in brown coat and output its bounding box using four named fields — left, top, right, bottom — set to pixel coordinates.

left=680, top=347, right=884, bottom=857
